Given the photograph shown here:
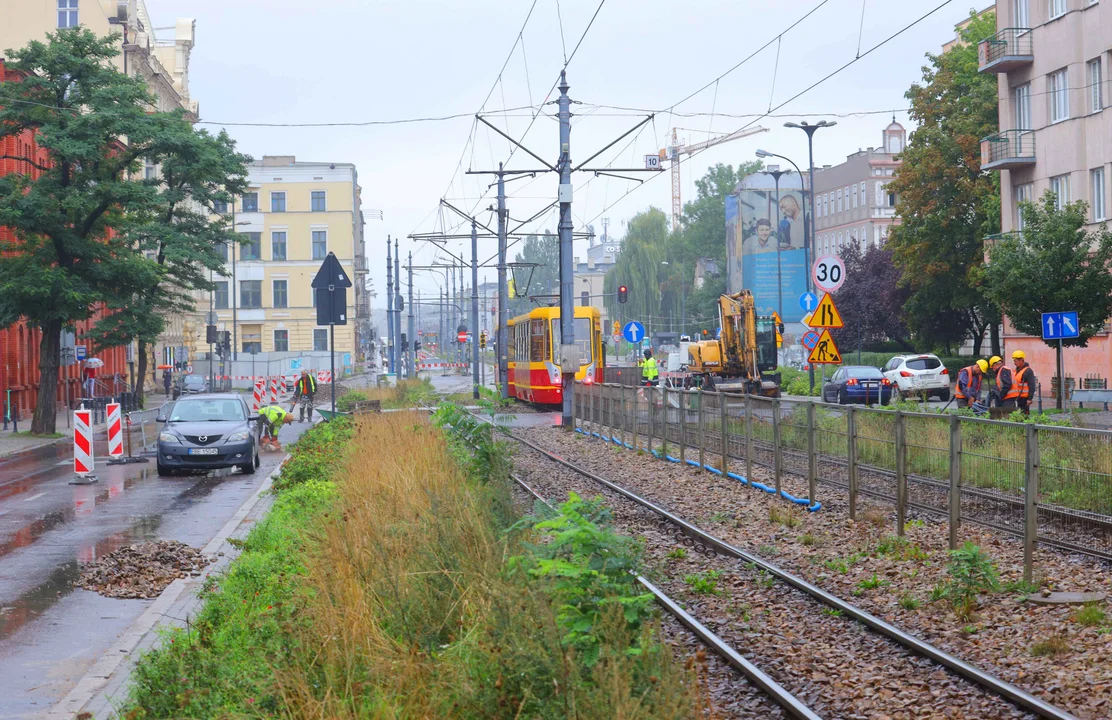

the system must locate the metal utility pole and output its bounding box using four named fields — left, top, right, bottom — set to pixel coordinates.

left=497, top=165, right=510, bottom=398
left=557, top=71, right=575, bottom=428
left=231, top=203, right=239, bottom=361
left=386, top=235, right=394, bottom=374
left=407, top=251, right=415, bottom=379
left=471, top=221, right=480, bottom=400
left=394, top=237, right=401, bottom=376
